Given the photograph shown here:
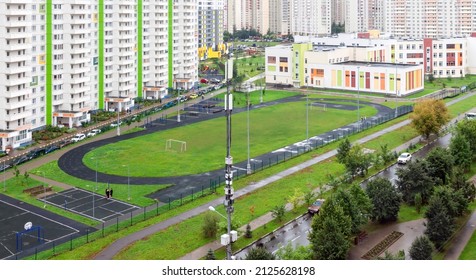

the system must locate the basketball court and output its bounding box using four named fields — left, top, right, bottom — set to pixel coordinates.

left=43, top=188, right=140, bottom=222
left=0, top=198, right=80, bottom=260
